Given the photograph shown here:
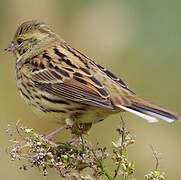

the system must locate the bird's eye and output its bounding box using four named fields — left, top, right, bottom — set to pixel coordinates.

left=17, top=38, right=24, bottom=45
